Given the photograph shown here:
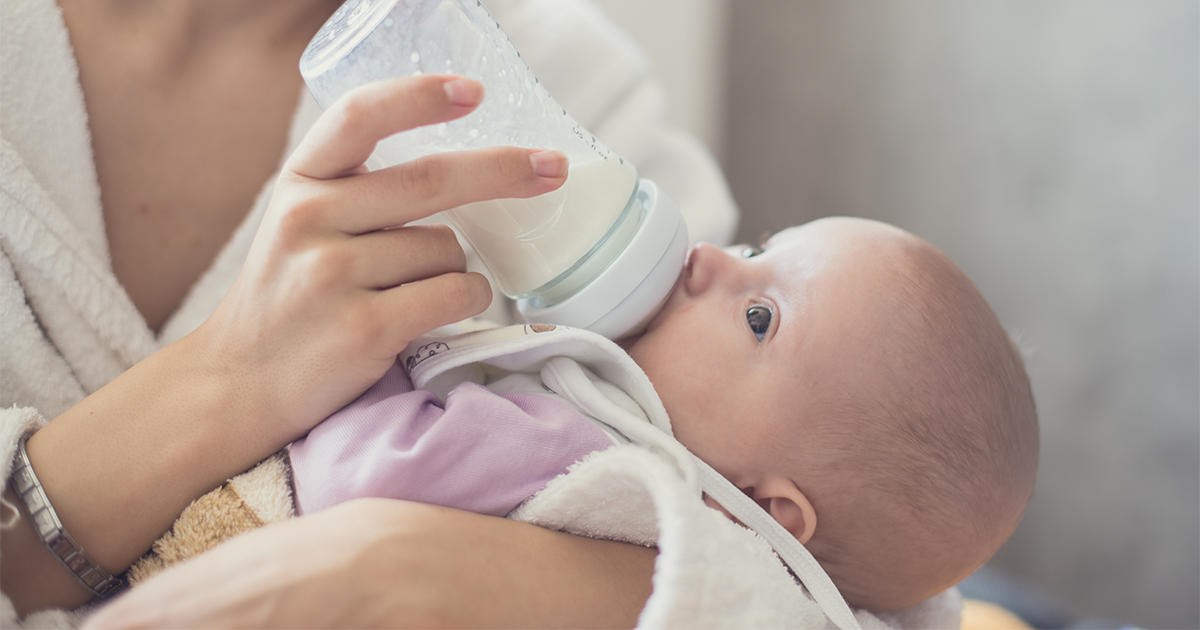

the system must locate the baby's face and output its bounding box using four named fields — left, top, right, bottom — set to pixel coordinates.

left=624, top=217, right=907, bottom=504
left=626, top=217, right=1032, bottom=611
